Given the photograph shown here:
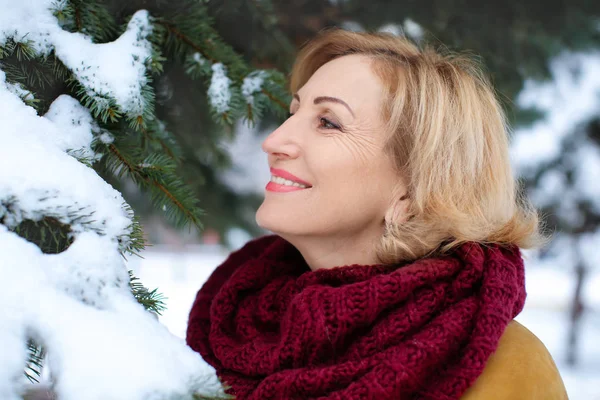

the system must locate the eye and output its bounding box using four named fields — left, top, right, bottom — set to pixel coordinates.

left=287, top=112, right=341, bottom=130
left=319, top=117, right=341, bottom=130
